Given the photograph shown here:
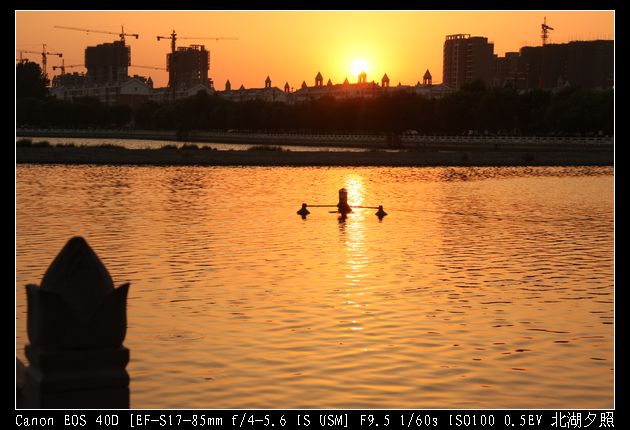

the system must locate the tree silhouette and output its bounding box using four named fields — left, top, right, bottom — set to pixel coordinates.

left=16, top=82, right=613, bottom=136
left=16, top=61, right=49, bottom=99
